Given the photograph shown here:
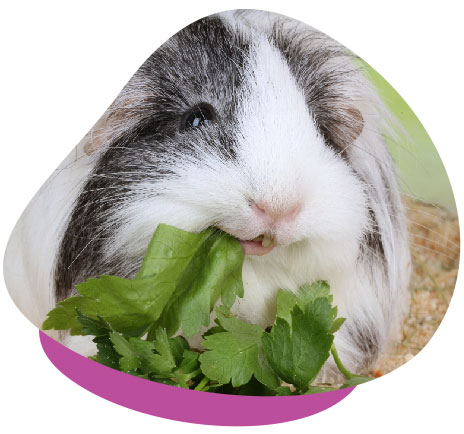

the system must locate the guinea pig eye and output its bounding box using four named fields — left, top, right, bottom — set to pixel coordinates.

left=181, top=104, right=215, bottom=130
